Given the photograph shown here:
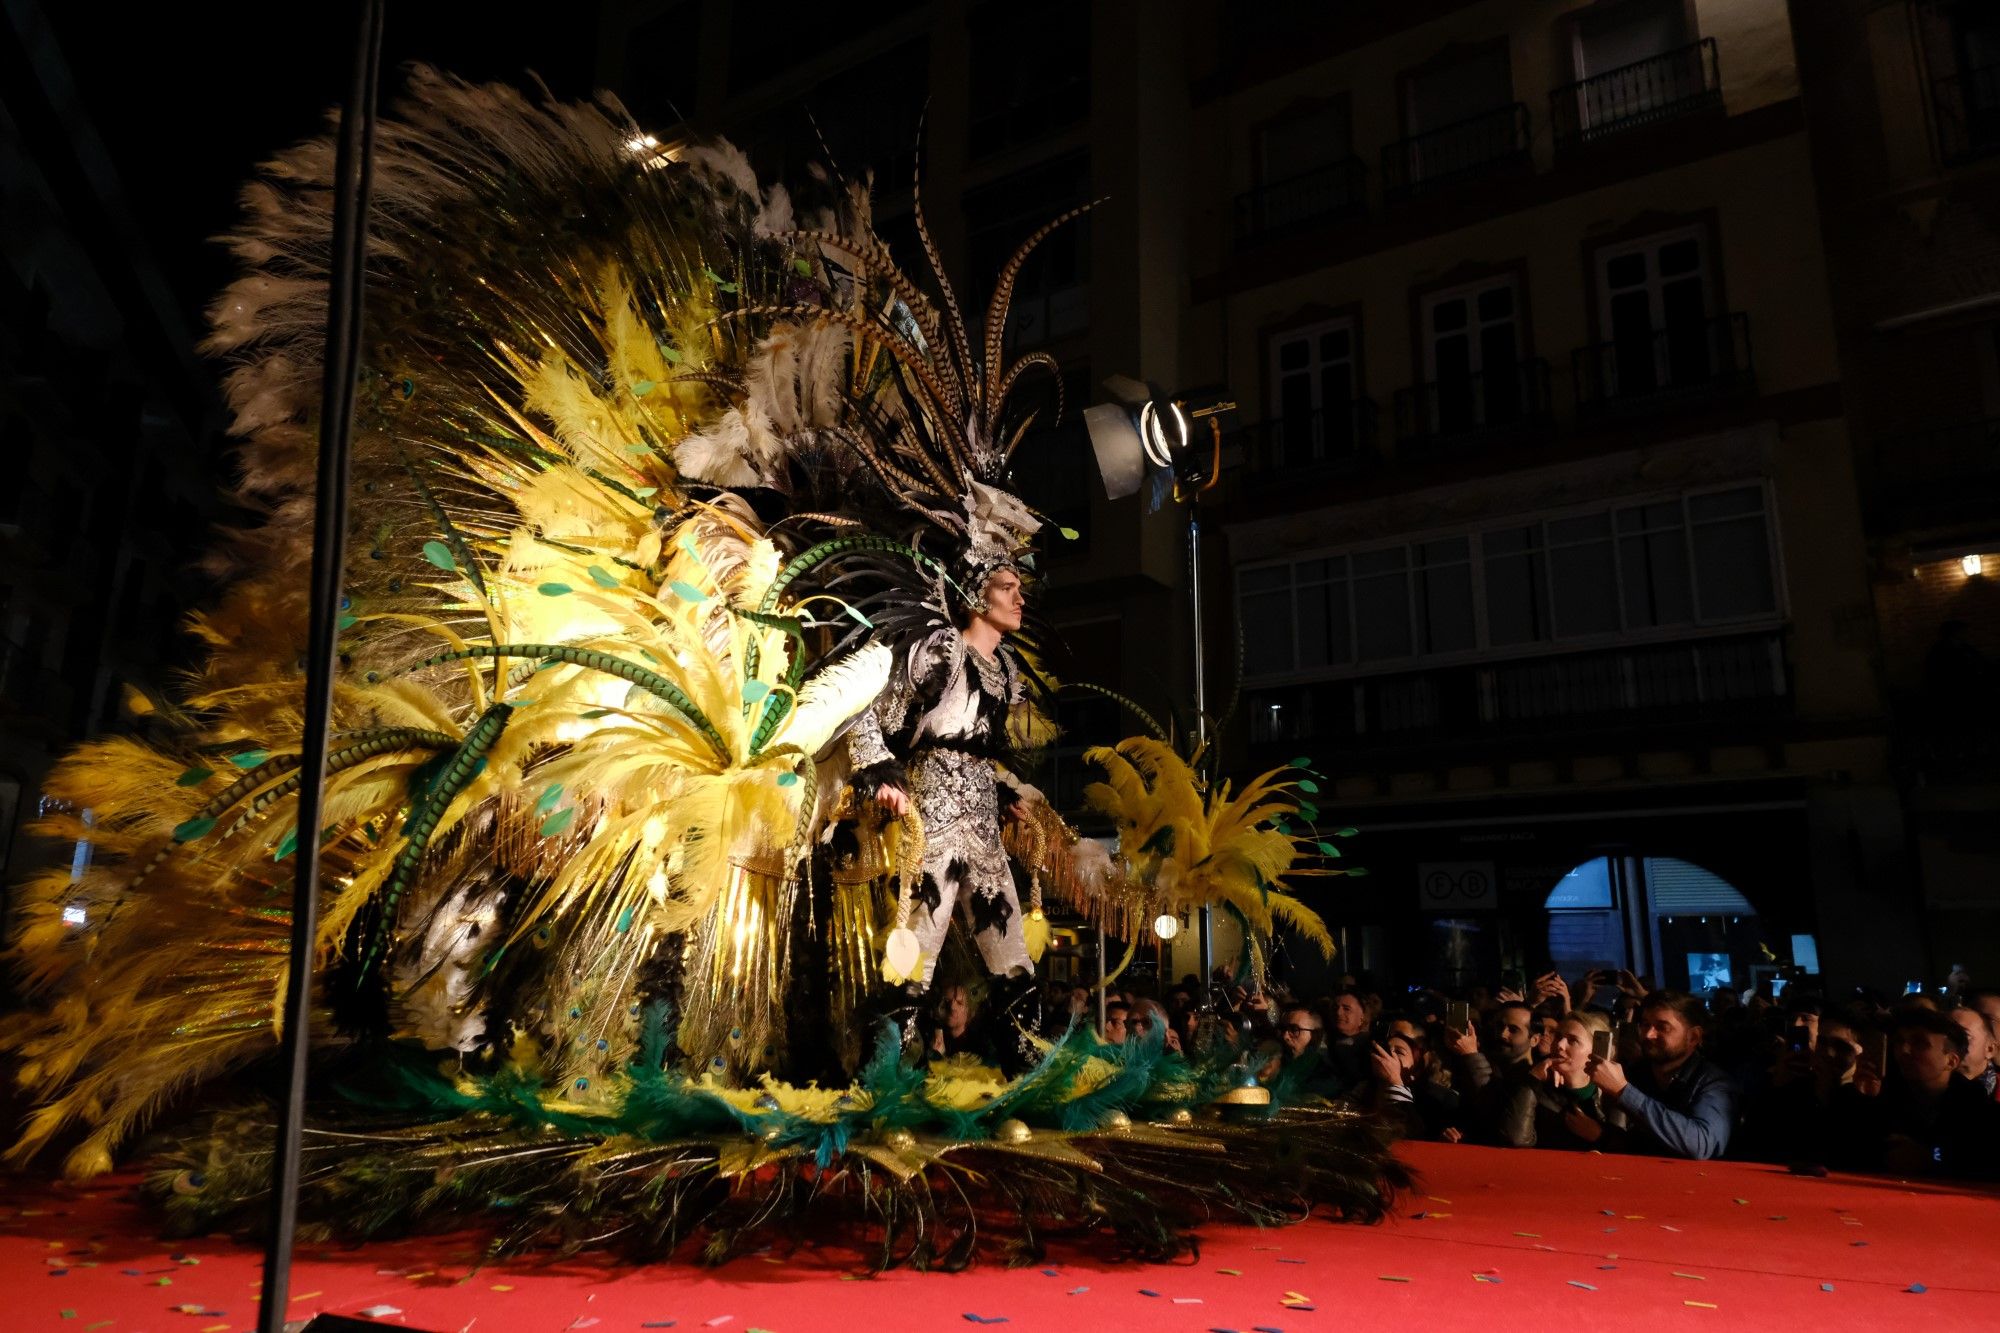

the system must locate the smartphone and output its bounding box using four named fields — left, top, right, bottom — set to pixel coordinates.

left=1590, top=1027, right=1614, bottom=1063
left=1862, top=1031, right=1888, bottom=1071
left=1446, top=1000, right=1471, bottom=1033
left=1904, top=980, right=1924, bottom=996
